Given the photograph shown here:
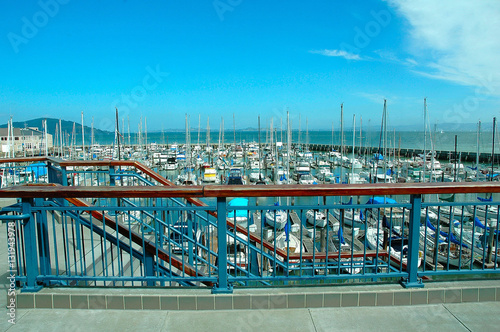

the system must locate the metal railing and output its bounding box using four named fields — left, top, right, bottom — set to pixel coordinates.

left=0, top=158, right=499, bottom=293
